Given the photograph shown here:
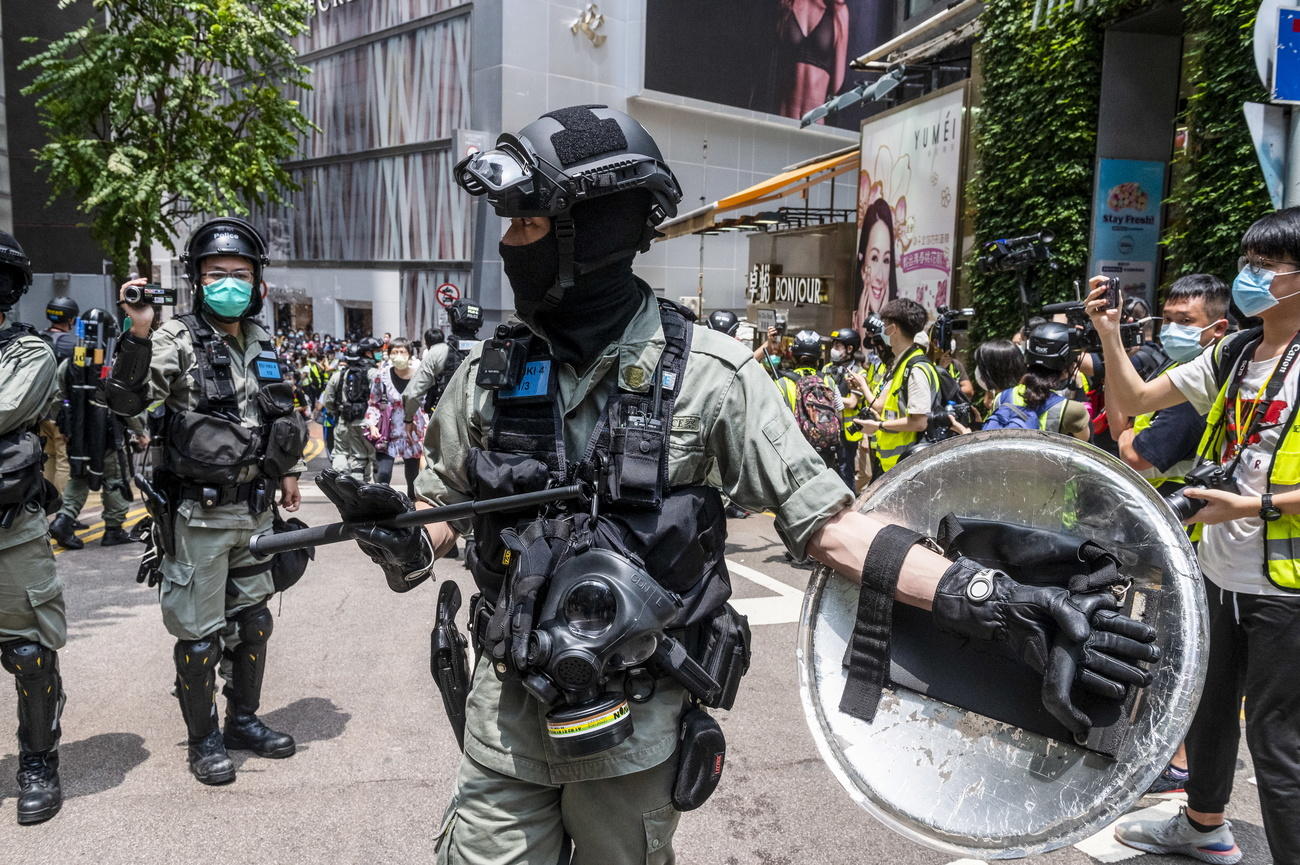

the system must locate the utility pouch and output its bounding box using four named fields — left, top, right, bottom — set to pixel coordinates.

left=270, top=510, right=314, bottom=592
left=255, top=382, right=298, bottom=421
left=0, top=429, right=45, bottom=506
left=605, top=410, right=665, bottom=509
left=165, top=410, right=261, bottom=484
left=672, top=705, right=726, bottom=811
left=262, top=413, right=308, bottom=479
left=697, top=604, right=752, bottom=711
